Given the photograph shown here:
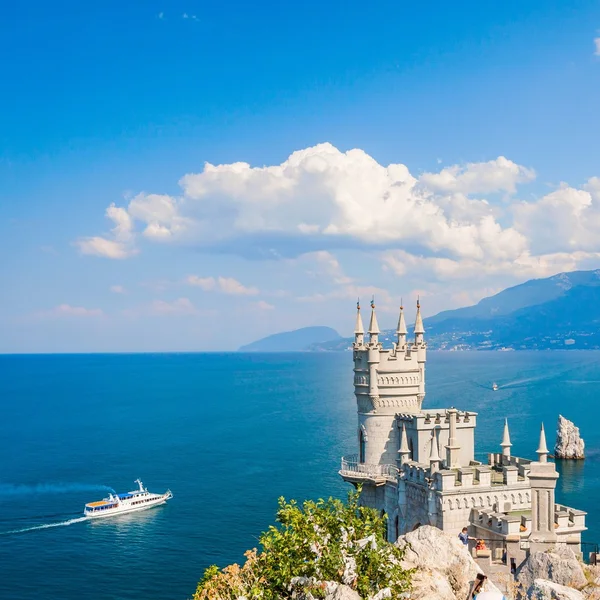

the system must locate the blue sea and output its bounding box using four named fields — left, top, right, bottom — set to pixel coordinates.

left=1, top=351, right=600, bottom=600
